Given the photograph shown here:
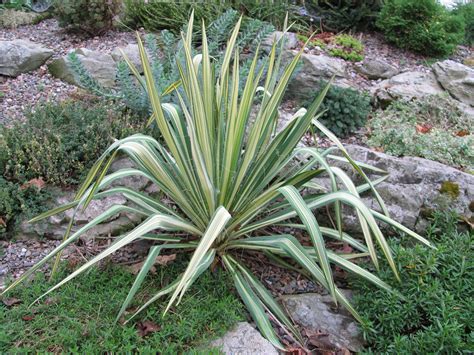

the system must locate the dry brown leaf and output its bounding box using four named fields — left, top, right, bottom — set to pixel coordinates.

left=137, top=320, right=161, bottom=337
left=3, top=298, right=22, bottom=307
left=22, top=314, right=35, bottom=321
left=455, top=130, right=469, bottom=137
left=156, top=254, right=176, bottom=266
left=0, top=217, right=6, bottom=228
left=21, top=178, right=45, bottom=190
left=415, top=123, right=433, bottom=134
